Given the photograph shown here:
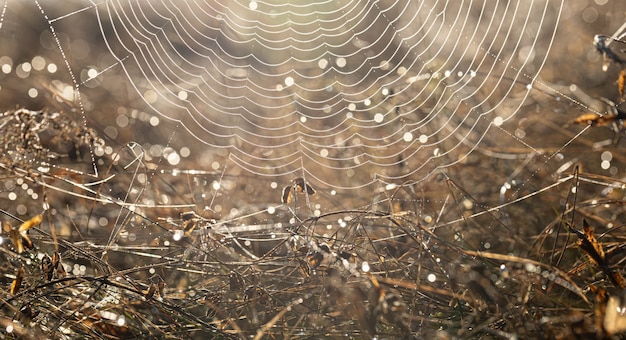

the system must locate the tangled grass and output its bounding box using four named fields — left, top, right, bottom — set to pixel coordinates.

left=2, top=104, right=626, bottom=340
